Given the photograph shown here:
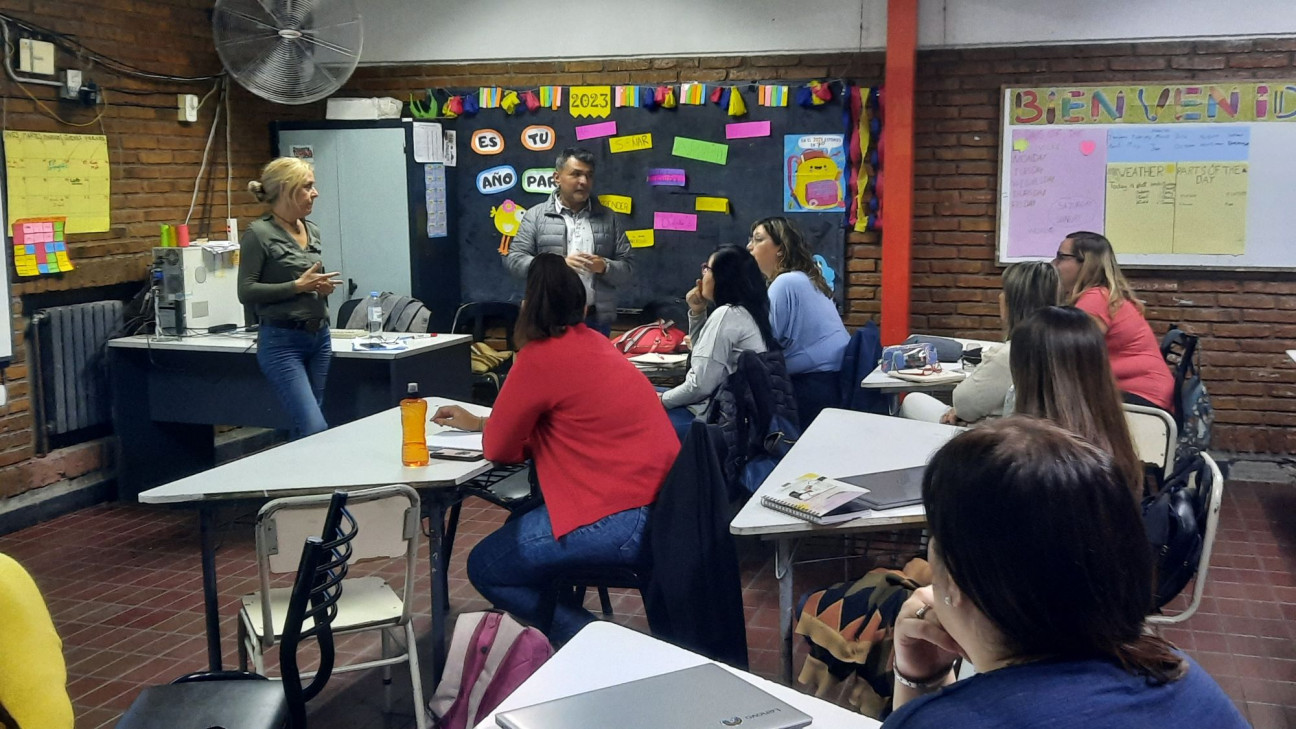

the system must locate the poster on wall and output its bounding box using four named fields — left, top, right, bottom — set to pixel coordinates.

left=783, top=133, right=846, bottom=213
